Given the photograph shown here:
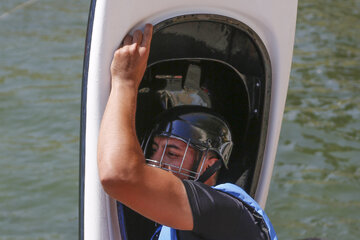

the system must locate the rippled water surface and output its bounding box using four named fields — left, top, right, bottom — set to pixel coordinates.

left=0, top=0, right=359, bottom=239
left=0, top=0, right=87, bottom=239
left=267, top=1, right=360, bottom=240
